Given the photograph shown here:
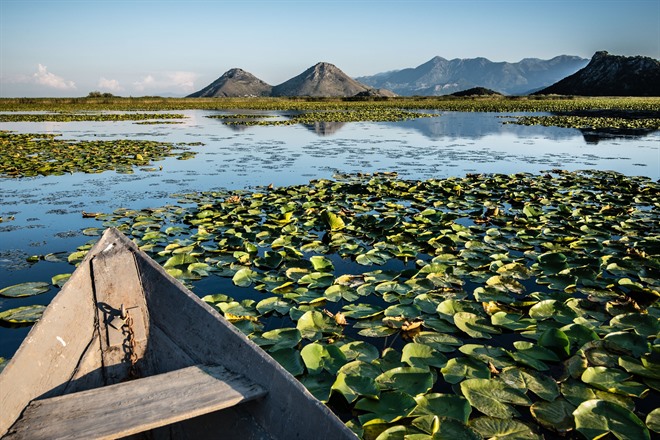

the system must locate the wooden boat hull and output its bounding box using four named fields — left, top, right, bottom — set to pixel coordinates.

left=0, top=228, right=355, bottom=439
